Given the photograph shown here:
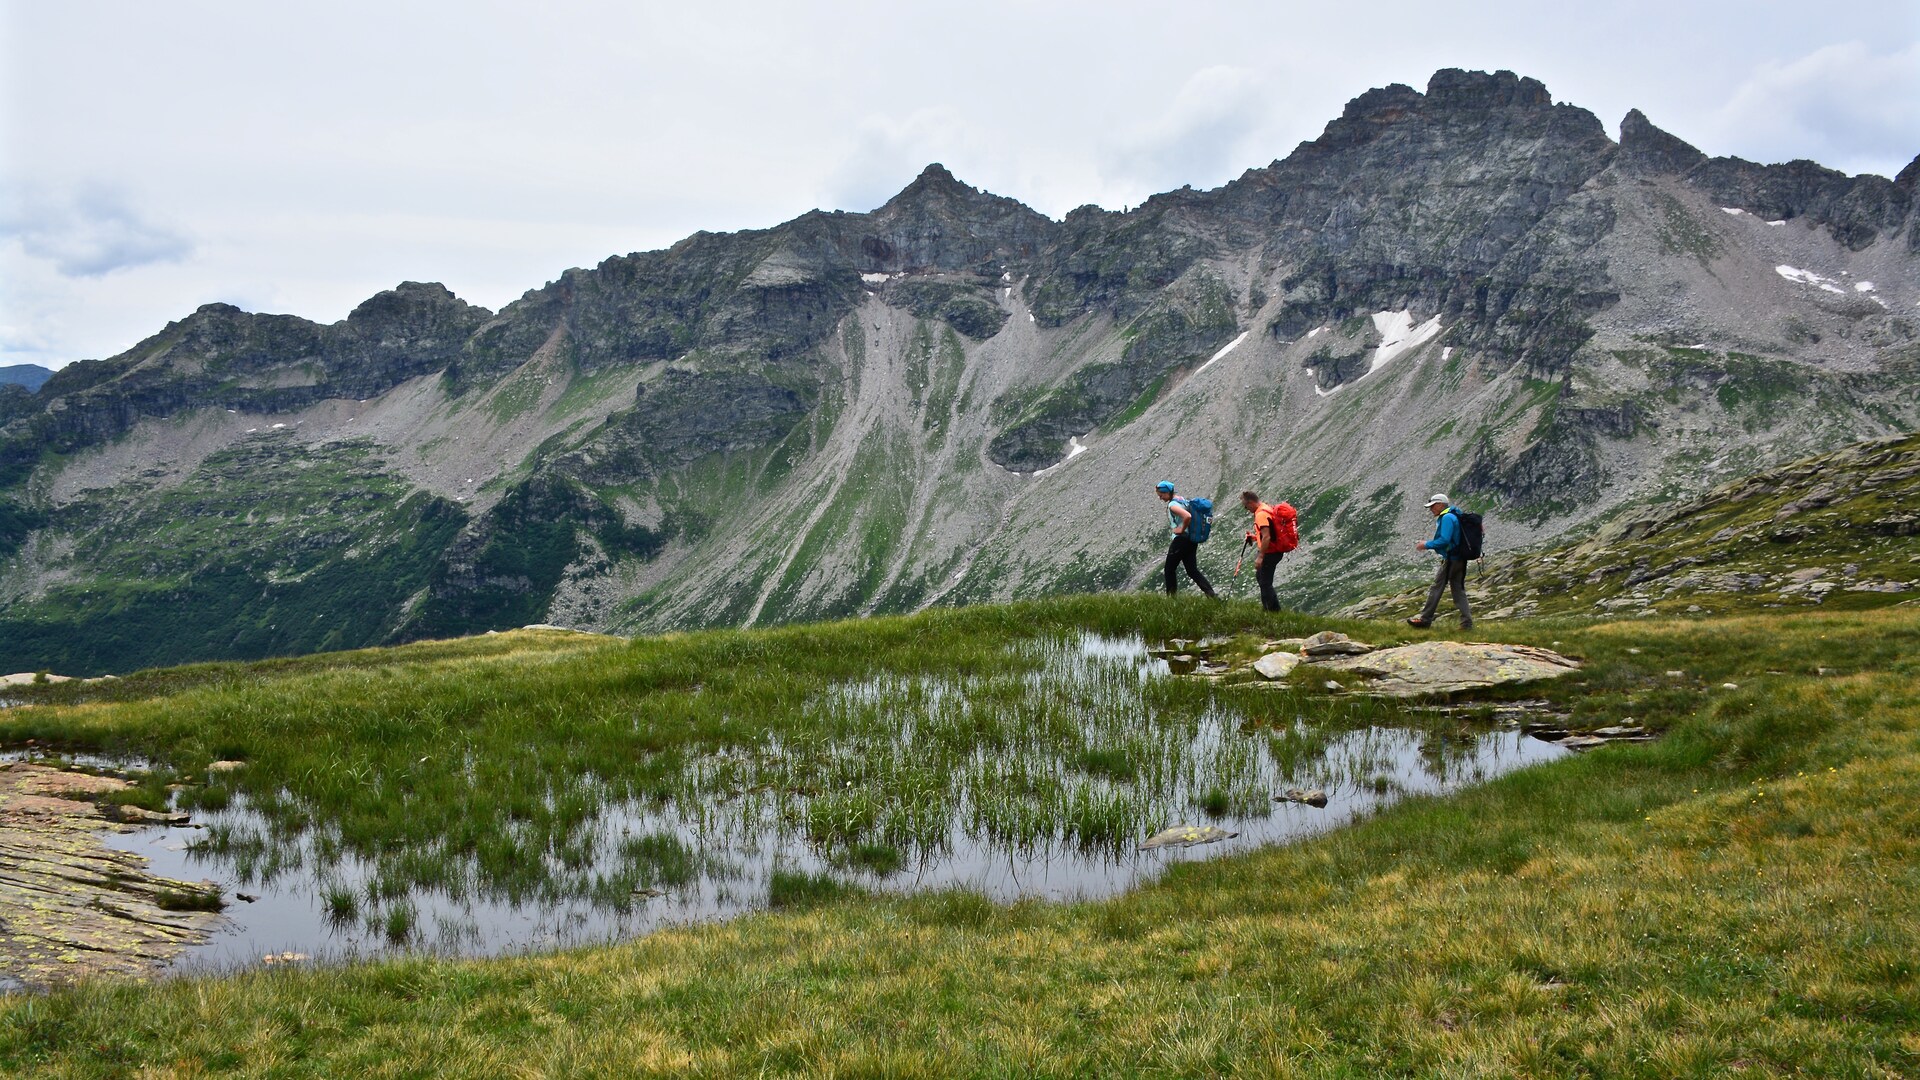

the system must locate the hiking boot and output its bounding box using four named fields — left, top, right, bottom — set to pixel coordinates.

left=1405, top=617, right=1432, bottom=628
